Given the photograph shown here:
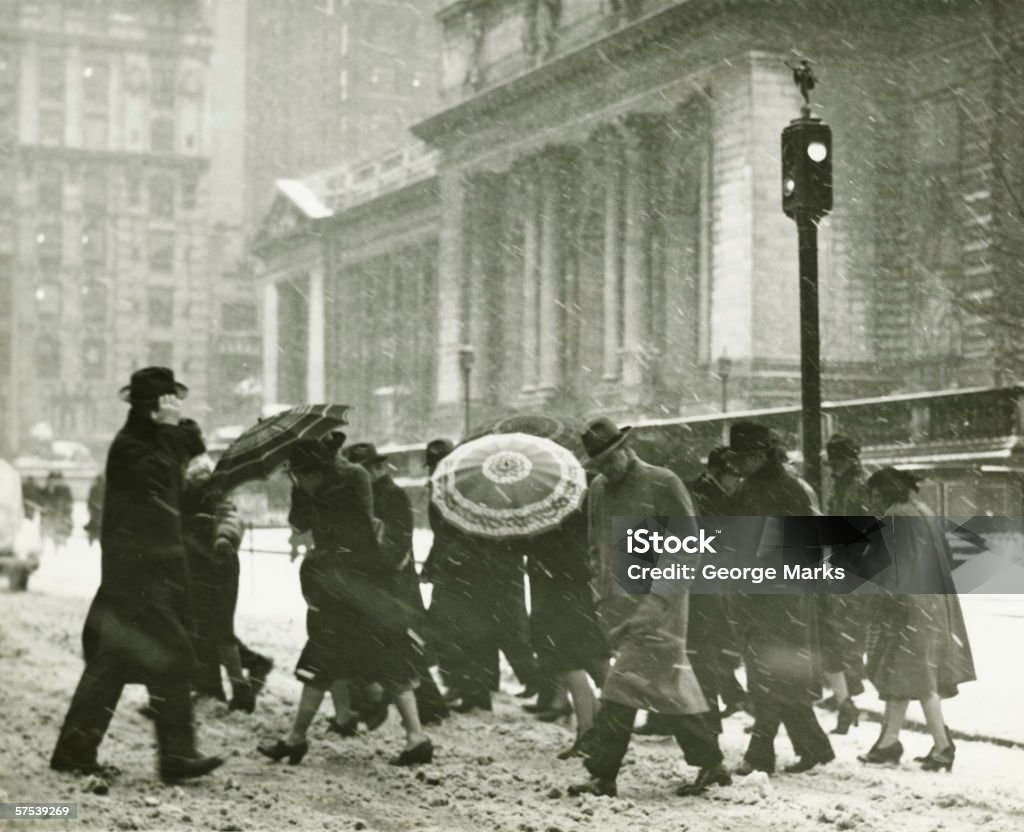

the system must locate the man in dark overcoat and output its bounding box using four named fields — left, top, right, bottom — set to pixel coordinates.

left=726, top=421, right=834, bottom=774
left=50, top=367, right=223, bottom=784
